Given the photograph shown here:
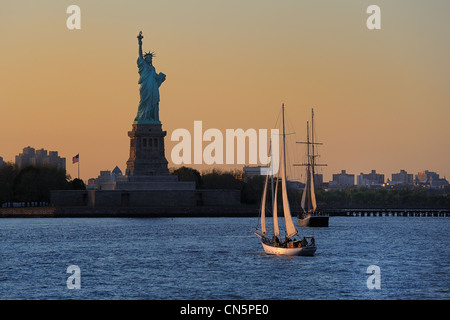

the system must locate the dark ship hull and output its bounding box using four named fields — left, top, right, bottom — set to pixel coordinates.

left=298, top=213, right=329, bottom=227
